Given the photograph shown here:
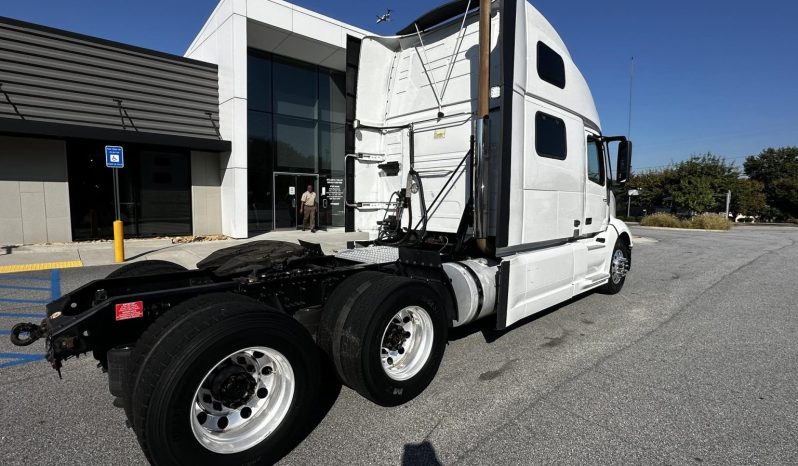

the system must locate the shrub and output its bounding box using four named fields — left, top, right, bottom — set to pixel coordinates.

left=689, top=213, right=731, bottom=230
left=640, top=213, right=688, bottom=228
left=788, top=218, right=798, bottom=225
